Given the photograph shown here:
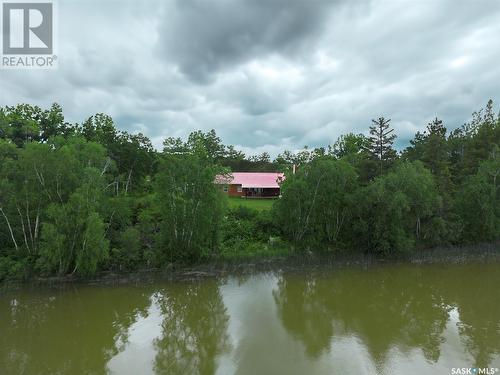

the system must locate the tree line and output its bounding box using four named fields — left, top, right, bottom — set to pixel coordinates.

left=0, top=101, right=499, bottom=280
